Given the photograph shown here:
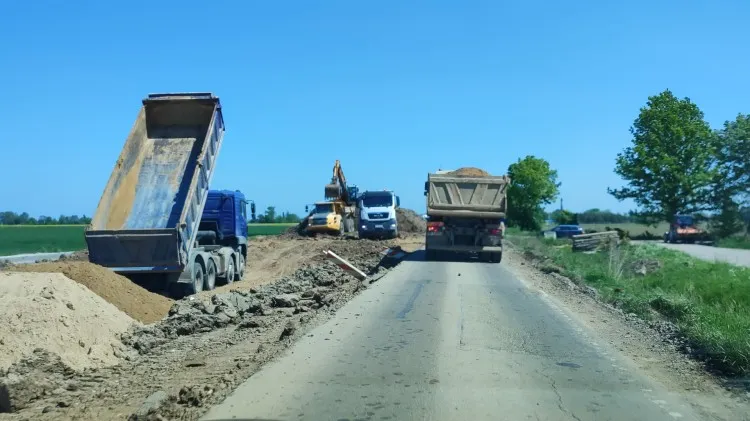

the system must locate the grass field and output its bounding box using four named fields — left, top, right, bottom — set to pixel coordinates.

left=510, top=234, right=750, bottom=376
left=0, top=223, right=297, bottom=256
